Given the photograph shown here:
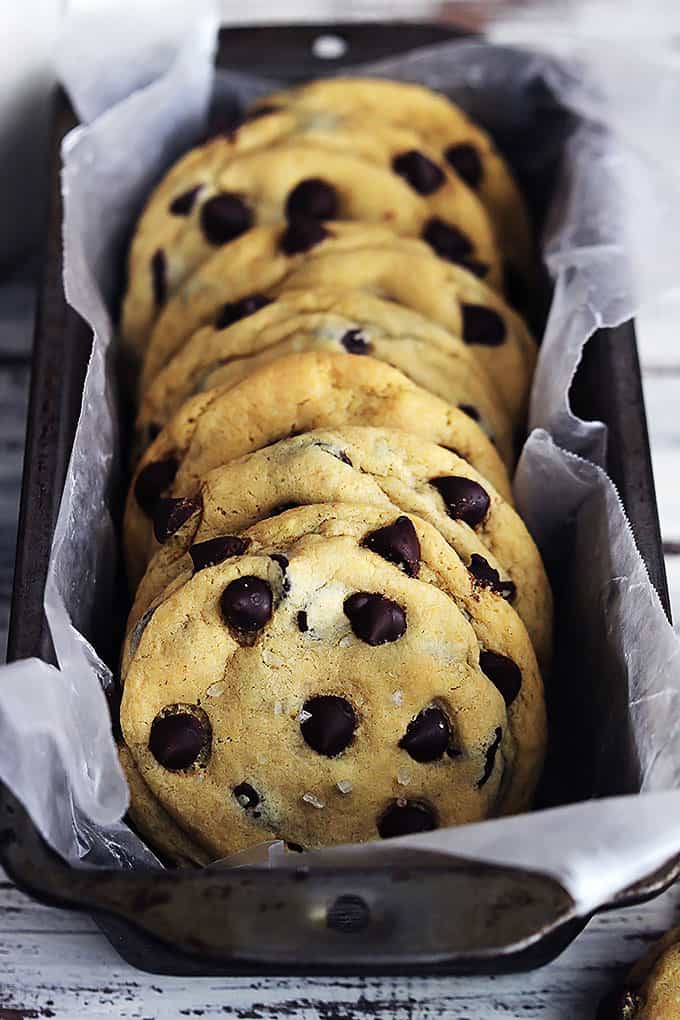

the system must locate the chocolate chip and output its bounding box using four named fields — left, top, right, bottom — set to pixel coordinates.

left=341, top=329, right=371, bottom=354
left=280, top=219, right=329, bottom=254
left=153, top=496, right=201, bottom=544
left=504, top=261, right=529, bottom=314
left=169, top=185, right=202, bottom=215
left=431, top=476, right=490, bottom=528
left=285, top=178, right=338, bottom=221
left=215, top=294, right=271, bottom=330
left=343, top=592, right=406, bottom=645
left=297, top=610, right=308, bottom=632
left=286, top=841, right=305, bottom=853
left=270, top=501, right=300, bottom=516
left=468, top=554, right=516, bottom=600
left=459, top=403, right=480, bottom=421
left=233, top=782, right=260, bottom=810
left=444, top=143, right=483, bottom=189
left=462, top=304, right=506, bottom=347
left=399, top=706, right=450, bottom=762
left=190, top=535, right=249, bottom=571
left=151, top=249, right=166, bottom=308
left=423, top=217, right=473, bottom=264
left=200, top=194, right=252, bottom=245
left=363, top=516, right=420, bottom=578
left=134, top=457, right=179, bottom=515
left=220, top=576, right=273, bottom=632
left=480, top=651, right=522, bottom=706
left=378, top=800, right=437, bottom=839
left=477, top=727, right=502, bottom=788
left=392, top=150, right=445, bottom=195
left=149, top=708, right=210, bottom=770
left=300, top=695, right=356, bottom=757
